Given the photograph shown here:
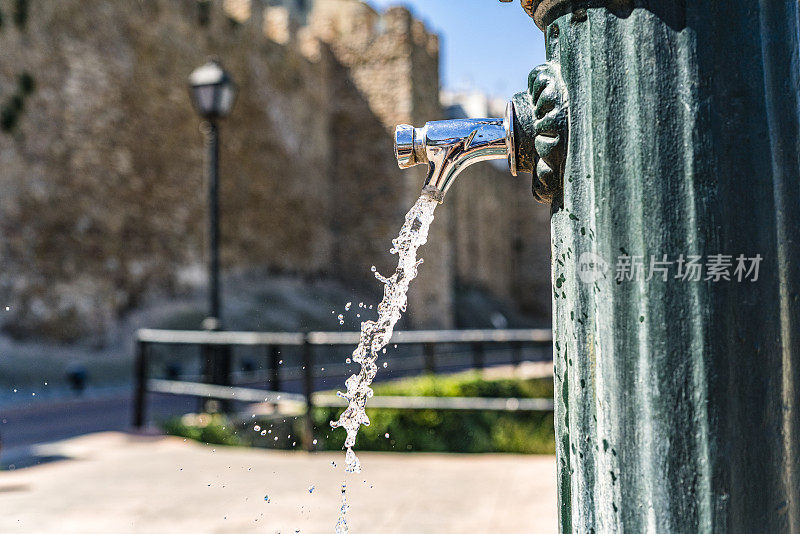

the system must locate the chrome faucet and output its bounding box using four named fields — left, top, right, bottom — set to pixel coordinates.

left=394, top=63, right=568, bottom=204
left=394, top=103, right=518, bottom=202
